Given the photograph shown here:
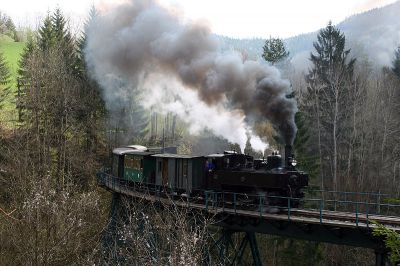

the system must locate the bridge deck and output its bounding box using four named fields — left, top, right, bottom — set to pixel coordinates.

left=98, top=173, right=400, bottom=250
